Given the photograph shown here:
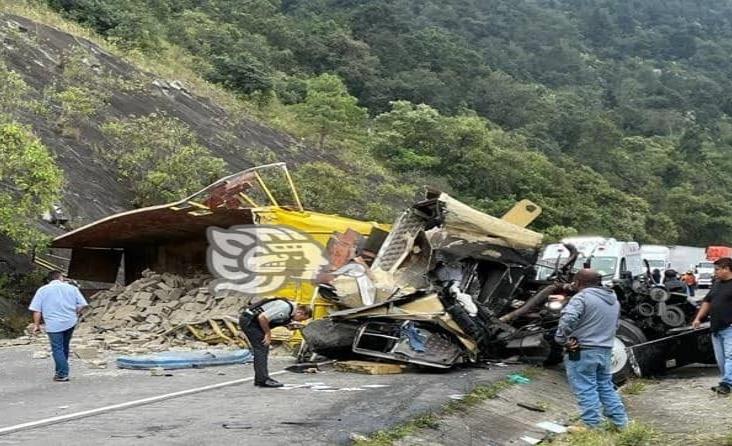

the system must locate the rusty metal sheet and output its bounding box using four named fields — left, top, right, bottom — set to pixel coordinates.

left=52, top=207, right=254, bottom=249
